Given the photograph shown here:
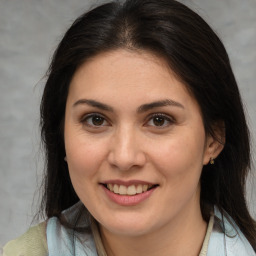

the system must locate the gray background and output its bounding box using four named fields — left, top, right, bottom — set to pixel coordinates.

left=0, top=0, right=255, bottom=246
